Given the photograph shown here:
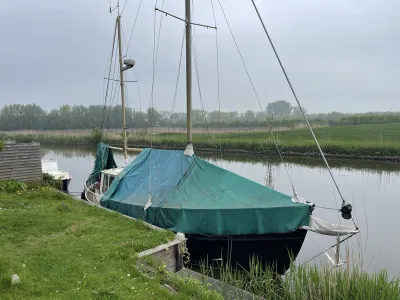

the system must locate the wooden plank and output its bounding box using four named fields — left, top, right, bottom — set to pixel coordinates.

left=0, top=142, right=42, bottom=181
left=0, top=162, right=42, bottom=168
